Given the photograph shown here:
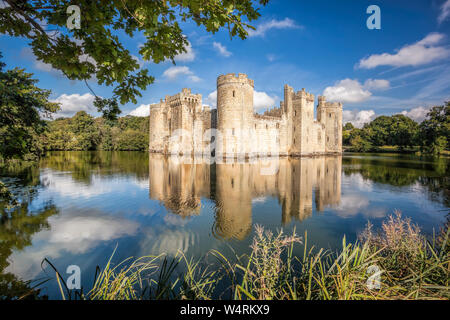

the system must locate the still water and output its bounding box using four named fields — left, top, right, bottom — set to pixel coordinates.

left=0, top=151, right=448, bottom=298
